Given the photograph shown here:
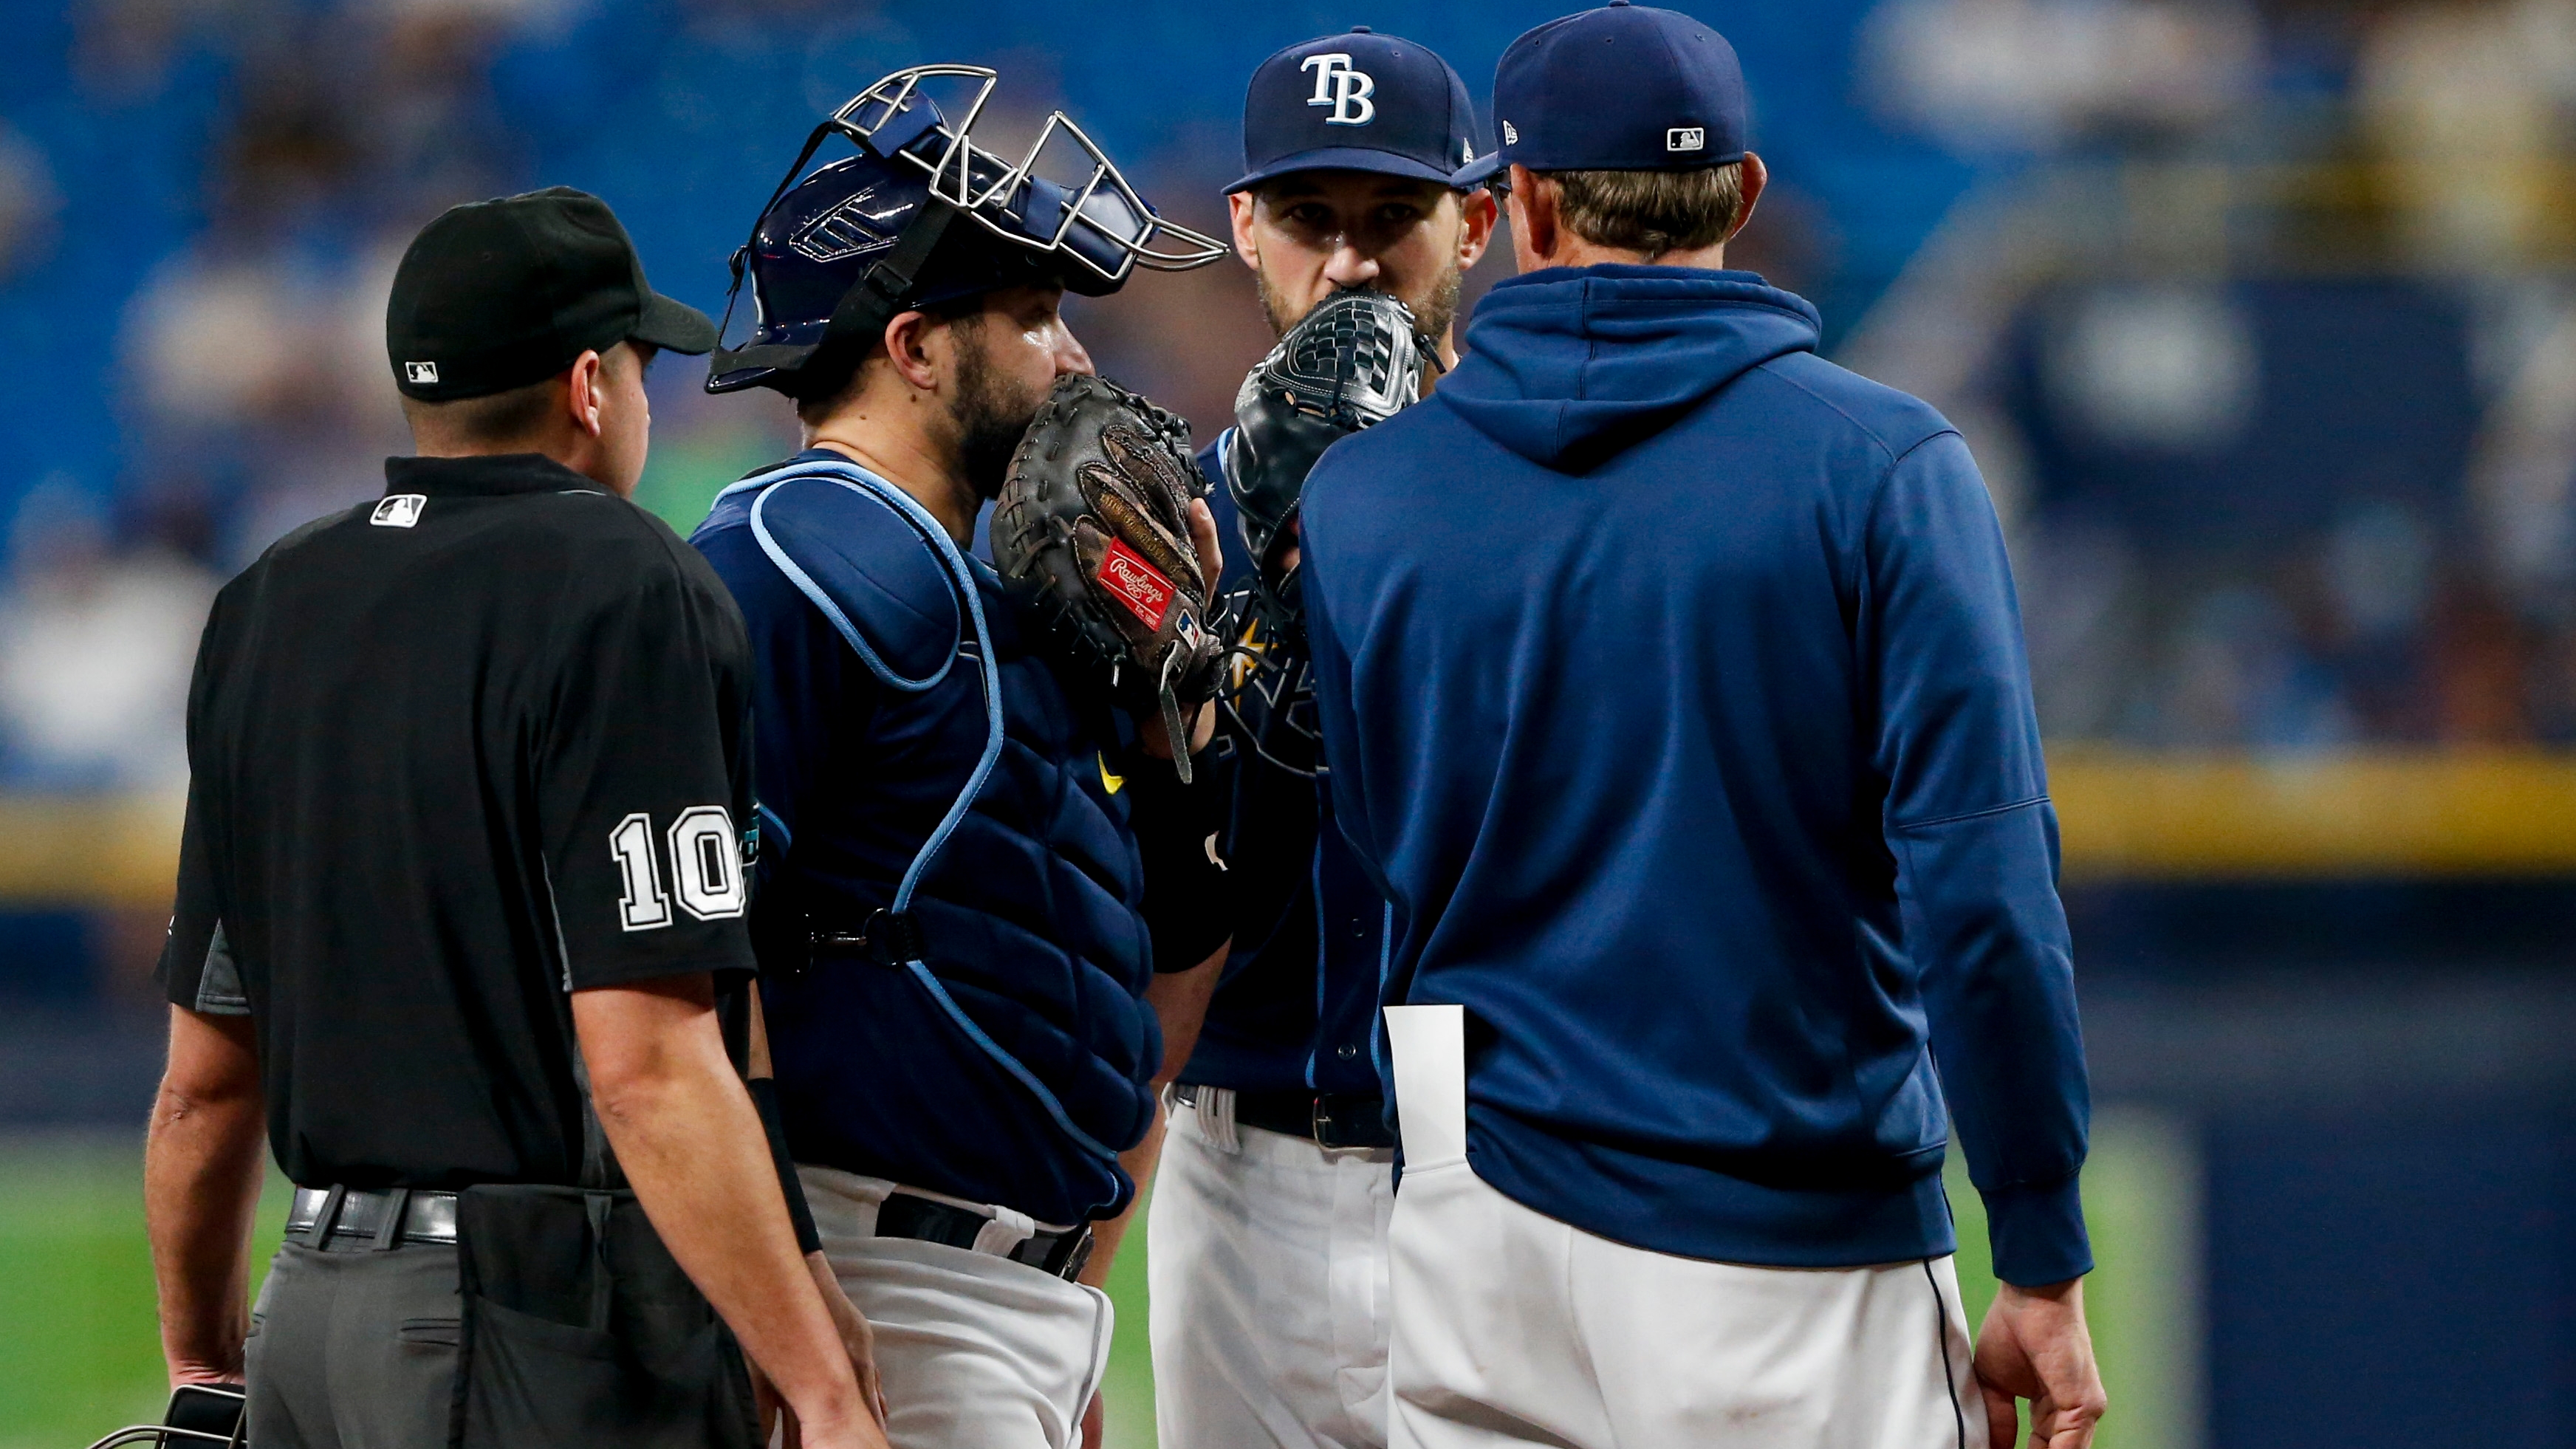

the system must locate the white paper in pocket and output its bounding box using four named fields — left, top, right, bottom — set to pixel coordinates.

left=1383, top=1003, right=1467, bottom=1168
